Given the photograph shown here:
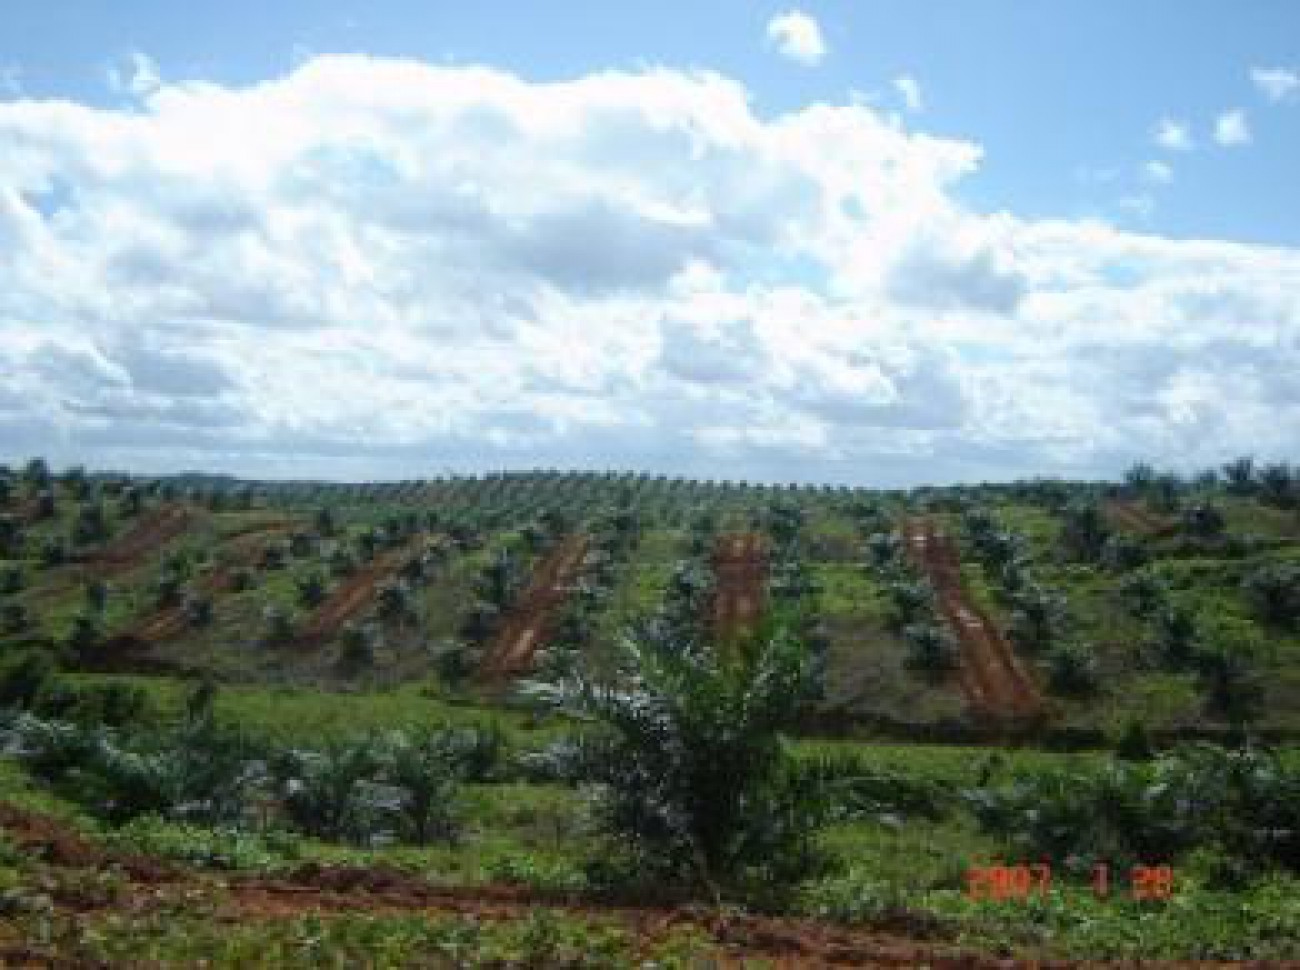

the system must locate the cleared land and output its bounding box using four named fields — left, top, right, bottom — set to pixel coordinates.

left=482, top=534, right=589, bottom=678
left=903, top=516, right=1043, bottom=721
left=709, top=531, right=769, bottom=639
